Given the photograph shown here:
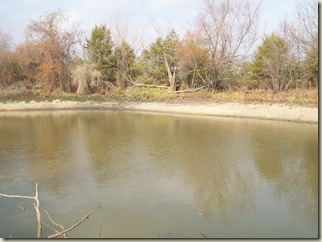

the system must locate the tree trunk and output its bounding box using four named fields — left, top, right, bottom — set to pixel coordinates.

left=163, top=53, right=177, bottom=91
